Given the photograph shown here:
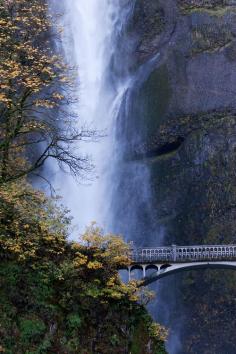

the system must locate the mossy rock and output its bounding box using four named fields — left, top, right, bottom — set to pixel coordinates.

left=178, top=0, right=236, bottom=15
left=191, top=24, right=234, bottom=55
left=178, top=0, right=227, bottom=10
